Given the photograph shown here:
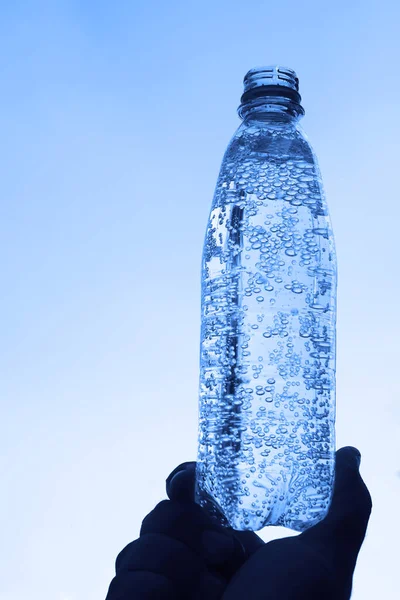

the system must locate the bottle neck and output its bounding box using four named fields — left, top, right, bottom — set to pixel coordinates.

left=238, top=95, right=304, bottom=124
